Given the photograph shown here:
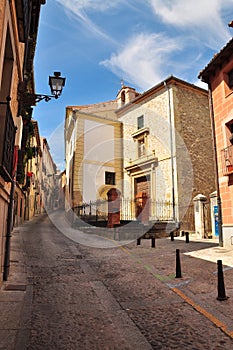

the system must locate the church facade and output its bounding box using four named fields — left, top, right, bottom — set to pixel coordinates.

left=65, top=76, right=216, bottom=231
